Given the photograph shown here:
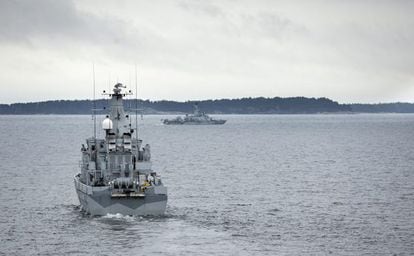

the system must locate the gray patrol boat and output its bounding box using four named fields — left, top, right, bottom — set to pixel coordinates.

left=163, top=104, right=226, bottom=125
left=74, top=83, right=167, bottom=216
